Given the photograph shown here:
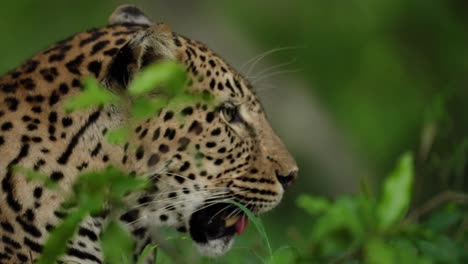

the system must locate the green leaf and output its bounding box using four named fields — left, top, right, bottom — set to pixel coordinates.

left=377, top=152, right=414, bottom=230
left=392, top=238, right=433, bottom=264
left=101, top=221, right=133, bottom=264
left=425, top=204, right=461, bottom=233
left=74, top=167, right=148, bottom=205
left=36, top=166, right=151, bottom=264
left=36, top=208, right=88, bottom=264
left=128, top=61, right=186, bottom=97
left=223, top=199, right=273, bottom=258
left=310, top=197, right=364, bottom=243
left=417, top=235, right=461, bottom=263
left=106, top=126, right=130, bottom=145
left=131, top=97, right=169, bottom=120
left=168, top=91, right=215, bottom=111
left=109, top=173, right=149, bottom=201
left=136, top=243, right=158, bottom=264
left=64, top=77, right=119, bottom=112
left=296, top=195, right=330, bottom=215
left=13, top=165, right=59, bottom=189
left=356, top=194, right=378, bottom=236
left=365, top=239, right=396, bottom=264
